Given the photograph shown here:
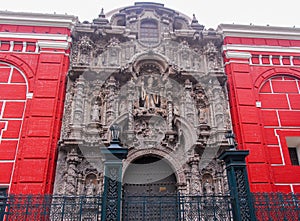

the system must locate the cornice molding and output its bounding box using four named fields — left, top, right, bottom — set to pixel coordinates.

left=37, top=40, right=70, bottom=50
left=223, top=44, right=300, bottom=54
left=0, top=32, right=71, bottom=41
left=0, top=11, right=77, bottom=29
left=218, top=24, right=300, bottom=40
left=225, top=51, right=252, bottom=59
